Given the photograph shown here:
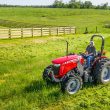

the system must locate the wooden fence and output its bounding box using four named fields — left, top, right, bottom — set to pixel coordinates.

left=0, top=26, right=76, bottom=39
